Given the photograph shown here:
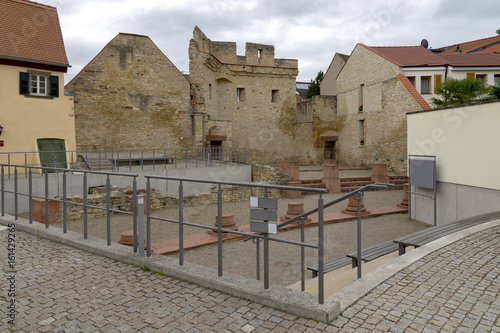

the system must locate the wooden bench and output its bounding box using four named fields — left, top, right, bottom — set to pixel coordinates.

left=110, top=157, right=175, bottom=166
left=307, top=241, right=398, bottom=277
left=307, top=256, right=351, bottom=278
left=394, top=211, right=500, bottom=255
left=346, top=241, right=399, bottom=268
